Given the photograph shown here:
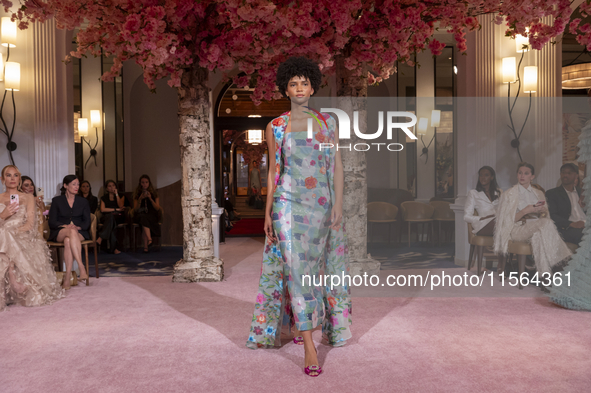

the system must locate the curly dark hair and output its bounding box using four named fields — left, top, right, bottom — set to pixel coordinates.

left=276, top=57, right=322, bottom=98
